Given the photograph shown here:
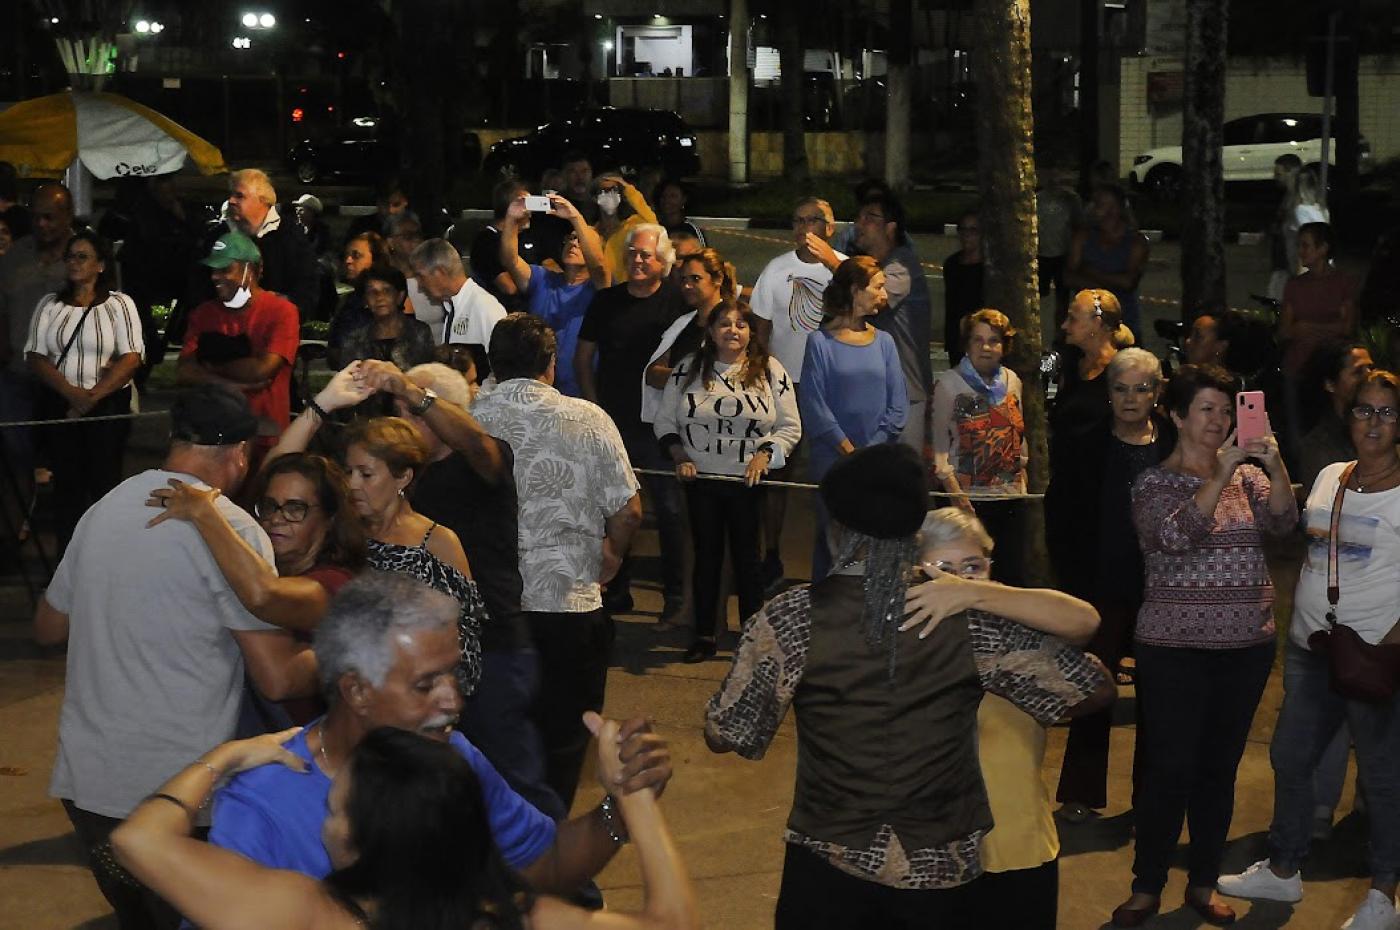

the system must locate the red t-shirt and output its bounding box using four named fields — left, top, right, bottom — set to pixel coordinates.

left=181, top=291, right=300, bottom=432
